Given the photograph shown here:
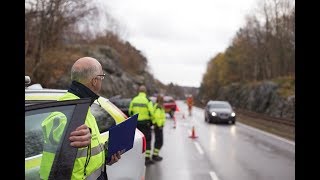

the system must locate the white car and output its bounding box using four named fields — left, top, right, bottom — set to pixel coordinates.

left=25, top=80, right=146, bottom=180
